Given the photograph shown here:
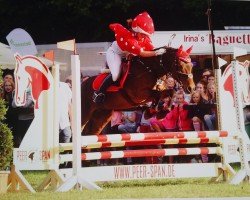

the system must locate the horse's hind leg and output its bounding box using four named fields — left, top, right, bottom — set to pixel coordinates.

left=82, top=109, right=113, bottom=135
